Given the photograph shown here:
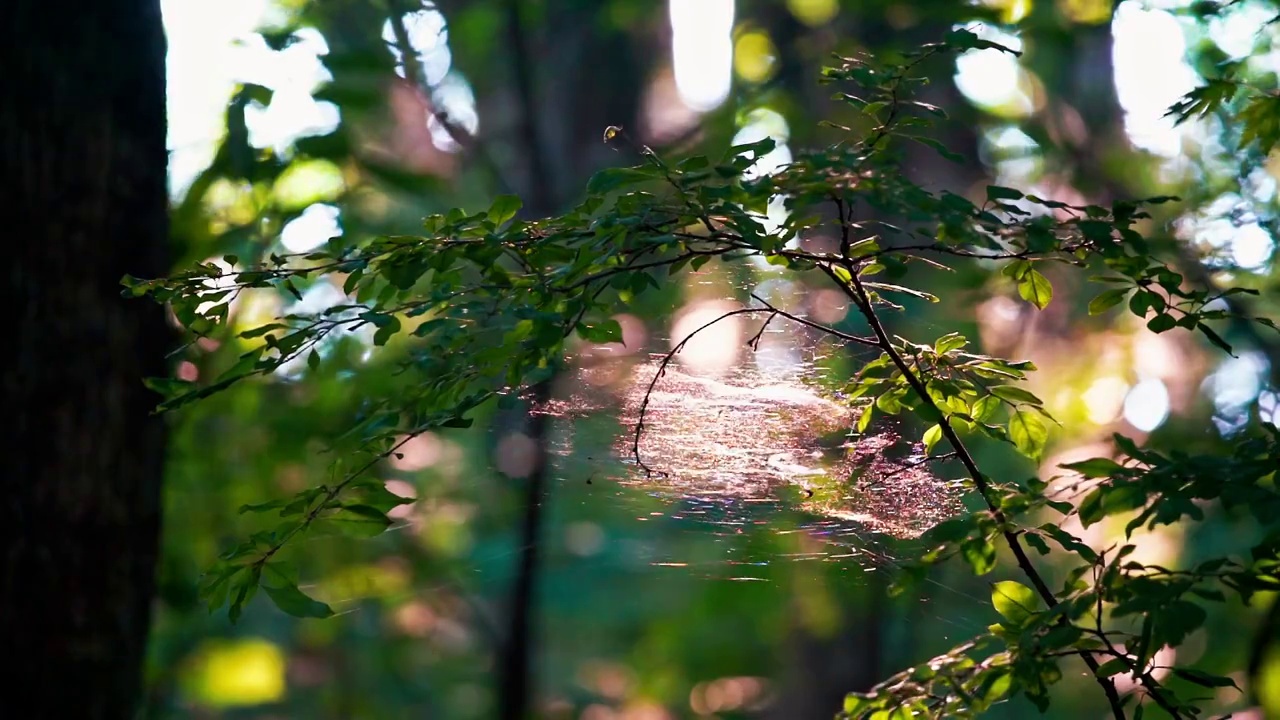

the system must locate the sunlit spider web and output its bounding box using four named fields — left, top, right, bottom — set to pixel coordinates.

left=544, top=325, right=968, bottom=551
